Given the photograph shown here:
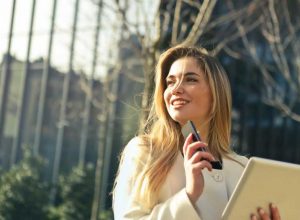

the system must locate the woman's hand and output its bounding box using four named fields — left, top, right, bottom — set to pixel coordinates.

left=250, top=203, right=281, bottom=220
left=182, top=133, right=215, bottom=204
